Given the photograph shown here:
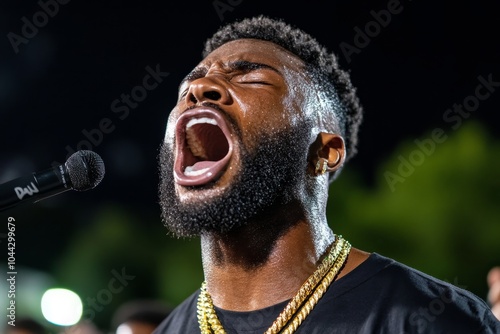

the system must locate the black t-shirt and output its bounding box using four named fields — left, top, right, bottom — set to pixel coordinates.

left=153, top=253, right=500, bottom=333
